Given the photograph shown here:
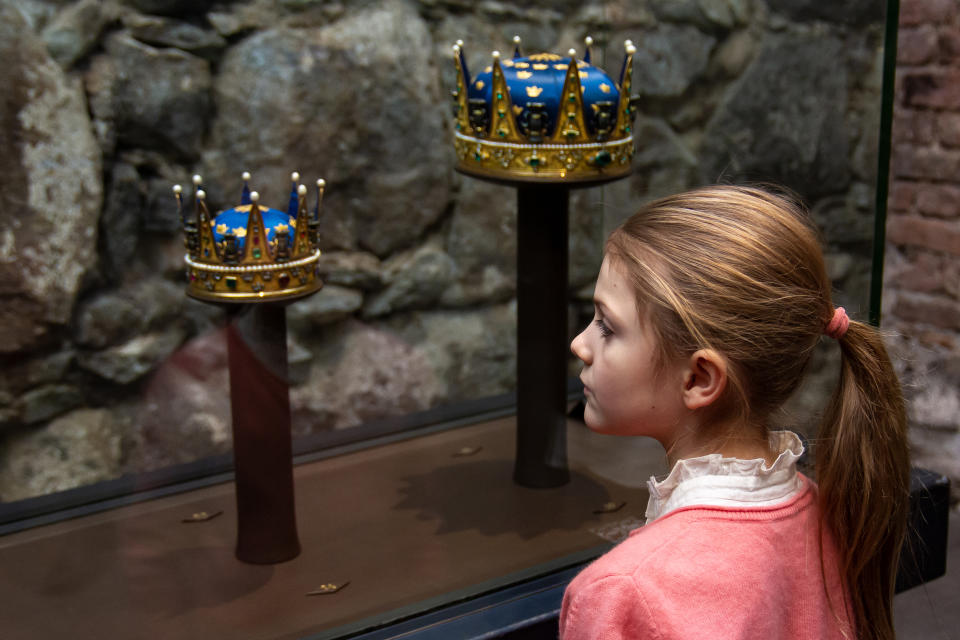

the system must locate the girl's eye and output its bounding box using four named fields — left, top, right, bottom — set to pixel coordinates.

left=595, top=318, right=612, bottom=337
